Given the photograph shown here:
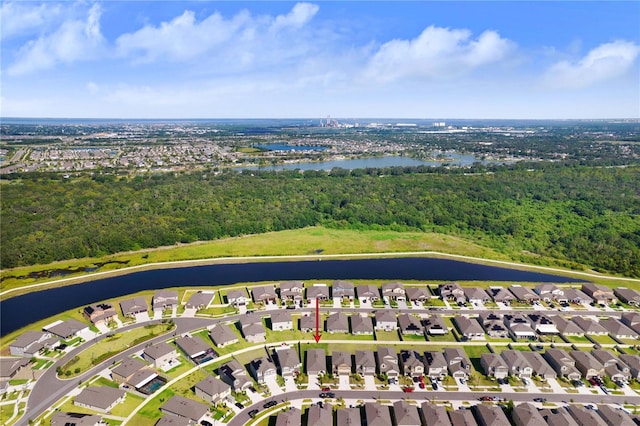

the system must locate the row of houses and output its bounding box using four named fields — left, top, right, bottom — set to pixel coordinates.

left=271, top=401, right=640, bottom=426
